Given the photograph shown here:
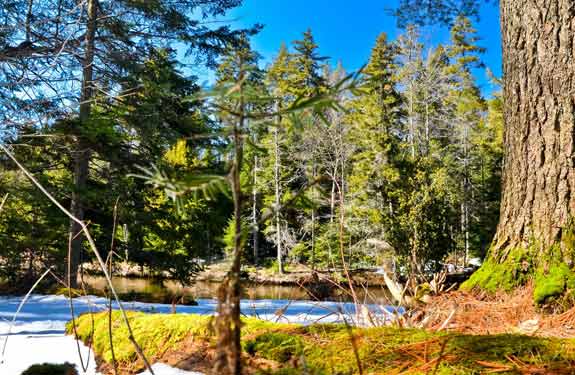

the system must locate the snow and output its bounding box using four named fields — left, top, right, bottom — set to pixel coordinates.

left=0, top=294, right=402, bottom=374
left=138, top=364, right=203, bottom=375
